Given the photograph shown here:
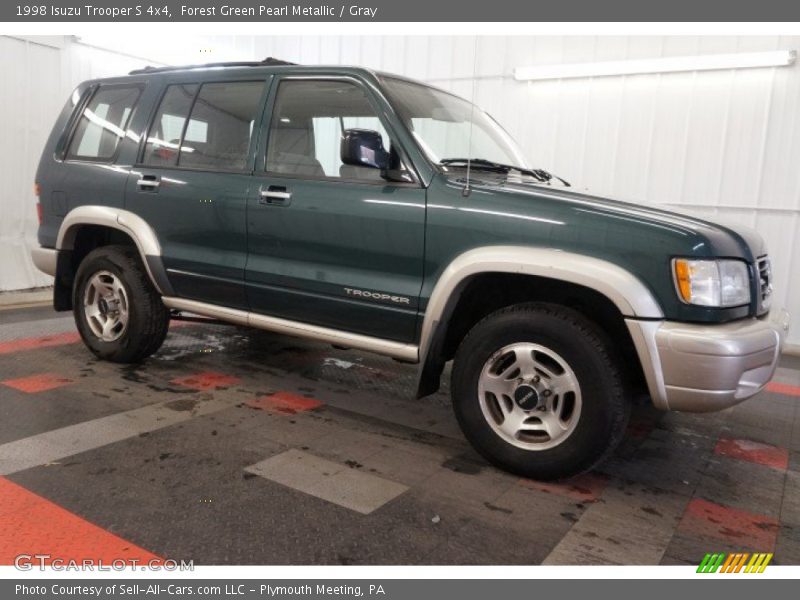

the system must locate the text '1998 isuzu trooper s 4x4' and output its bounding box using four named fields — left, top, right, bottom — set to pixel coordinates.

left=31, top=59, right=790, bottom=480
